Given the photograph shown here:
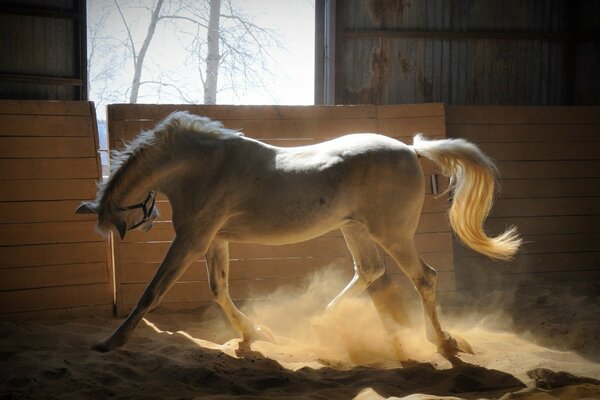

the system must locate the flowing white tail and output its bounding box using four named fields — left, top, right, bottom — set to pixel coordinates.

left=412, top=134, right=522, bottom=260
